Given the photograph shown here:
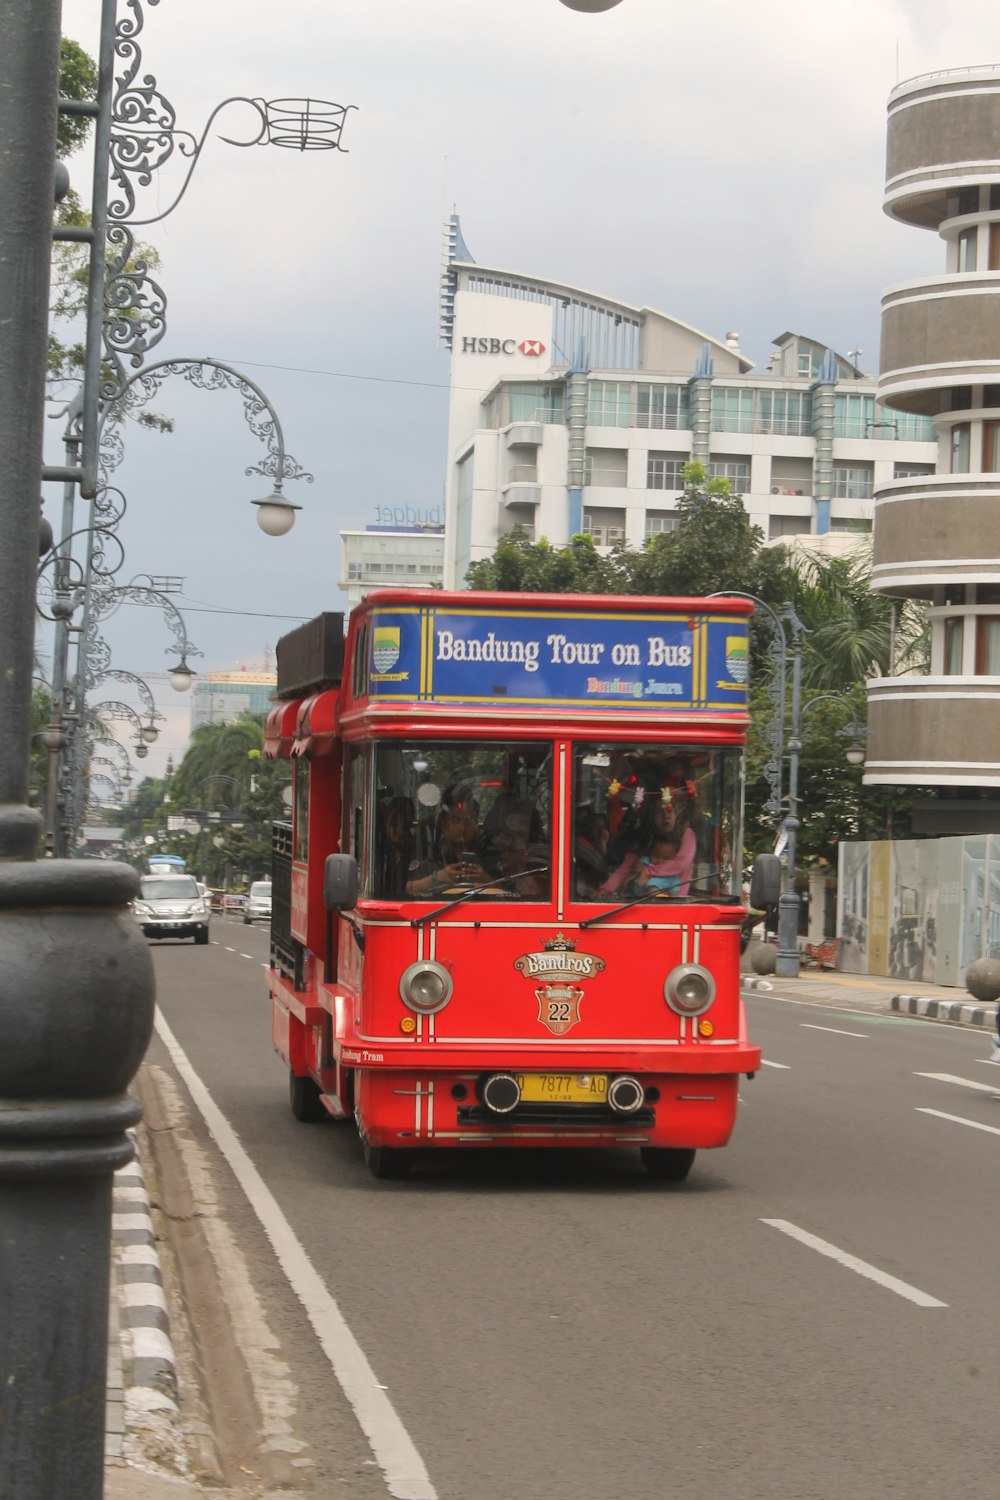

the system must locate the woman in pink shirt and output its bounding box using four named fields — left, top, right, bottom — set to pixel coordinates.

left=601, top=793, right=697, bottom=897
